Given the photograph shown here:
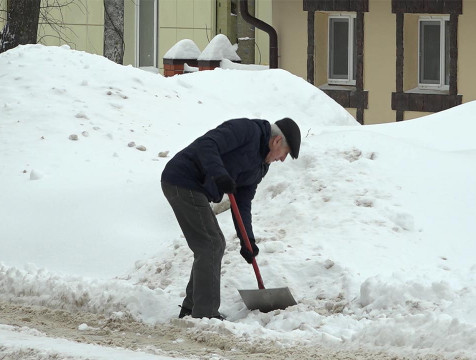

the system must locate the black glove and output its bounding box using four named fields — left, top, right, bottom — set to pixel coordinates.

left=214, top=174, right=236, bottom=194
left=240, top=240, right=259, bottom=264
